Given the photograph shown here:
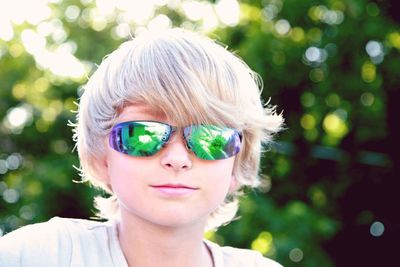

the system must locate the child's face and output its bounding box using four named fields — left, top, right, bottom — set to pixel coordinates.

left=103, top=104, right=236, bottom=228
